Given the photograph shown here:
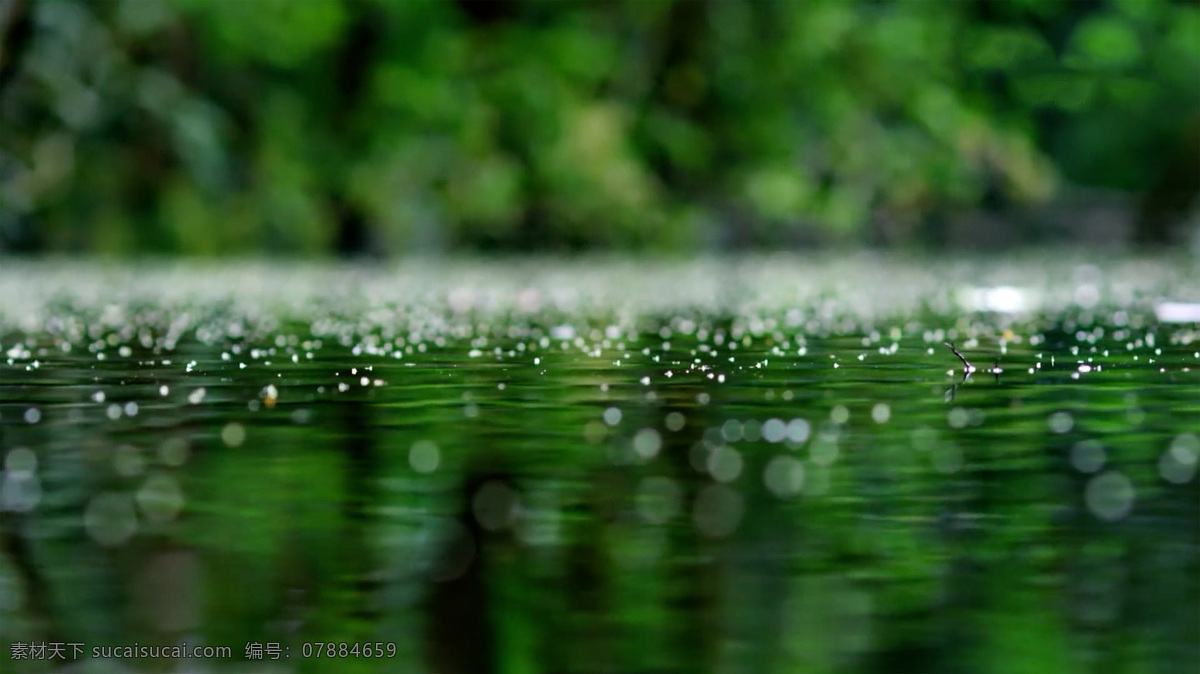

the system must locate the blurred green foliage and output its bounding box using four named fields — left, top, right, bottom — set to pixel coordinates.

left=0, top=0, right=1197, bottom=255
